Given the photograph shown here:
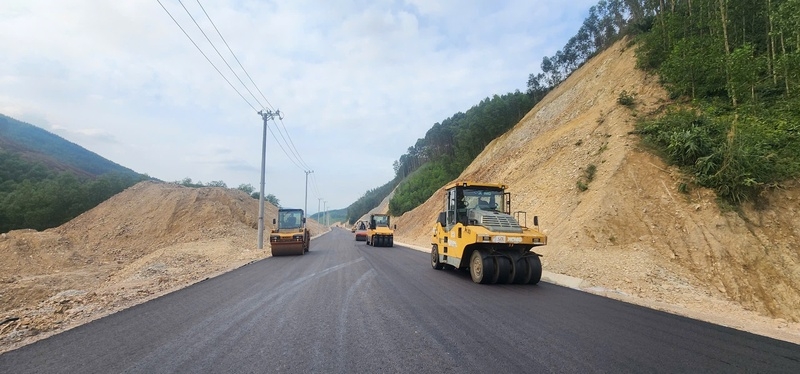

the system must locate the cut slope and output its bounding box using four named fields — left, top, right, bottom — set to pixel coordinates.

left=394, top=38, right=800, bottom=329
